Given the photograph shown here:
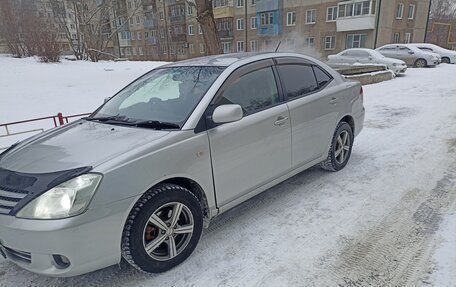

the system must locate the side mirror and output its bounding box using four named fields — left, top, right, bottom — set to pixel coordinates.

left=104, top=97, right=111, bottom=103
left=212, top=104, right=243, bottom=124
